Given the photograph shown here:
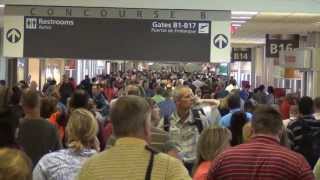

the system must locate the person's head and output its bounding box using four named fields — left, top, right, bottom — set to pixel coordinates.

left=243, top=121, right=289, bottom=147
left=251, top=105, right=282, bottom=138
left=230, top=79, right=237, bottom=86
left=10, top=86, right=22, bottom=105
left=50, top=79, right=57, bottom=86
left=155, top=86, right=164, bottom=96
left=111, top=95, right=152, bottom=142
left=145, top=98, right=161, bottom=127
left=243, top=84, right=250, bottom=91
left=125, top=84, right=141, bottom=96
left=21, top=90, right=40, bottom=114
left=267, top=86, right=274, bottom=94
left=69, top=90, right=89, bottom=111
left=314, top=97, right=320, bottom=113
left=289, top=105, right=299, bottom=119
left=258, top=85, right=265, bottom=92
left=66, top=108, right=98, bottom=151
left=62, top=74, right=69, bottom=83
left=193, top=127, right=231, bottom=175
left=30, top=81, right=37, bottom=91
left=244, top=100, right=255, bottom=113
left=92, top=84, right=102, bottom=96
left=173, top=86, right=194, bottom=111
left=227, top=94, right=241, bottom=110
left=0, top=110, right=17, bottom=148
left=0, top=148, right=32, bottom=180
left=162, top=89, right=171, bottom=99
left=229, top=111, right=248, bottom=146
left=298, top=96, right=314, bottom=115
left=40, top=97, right=58, bottom=119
